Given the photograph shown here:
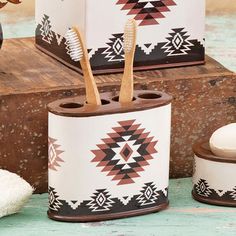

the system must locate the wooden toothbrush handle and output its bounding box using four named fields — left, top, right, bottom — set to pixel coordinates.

left=119, top=54, right=134, bottom=103
left=80, top=59, right=101, bottom=106
left=73, top=27, right=101, bottom=106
